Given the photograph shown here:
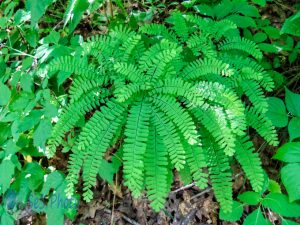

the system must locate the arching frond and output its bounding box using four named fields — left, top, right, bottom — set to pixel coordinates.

left=150, top=95, right=198, bottom=145
left=123, top=100, right=151, bottom=197
left=235, top=136, right=264, bottom=192
left=218, top=37, right=263, bottom=60
left=246, top=107, right=279, bottom=146
left=145, top=123, right=170, bottom=211
left=182, top=58, right=235, bottom=81
left=151, top=109, right=186, bottom=170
